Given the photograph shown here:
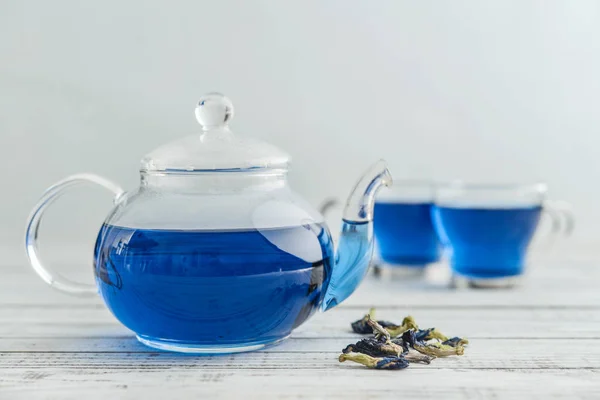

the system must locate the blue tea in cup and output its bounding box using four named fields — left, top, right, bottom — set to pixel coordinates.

left=373, top=182, right=441, bottom=270
left=431, top=183, right=573, bottom=286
